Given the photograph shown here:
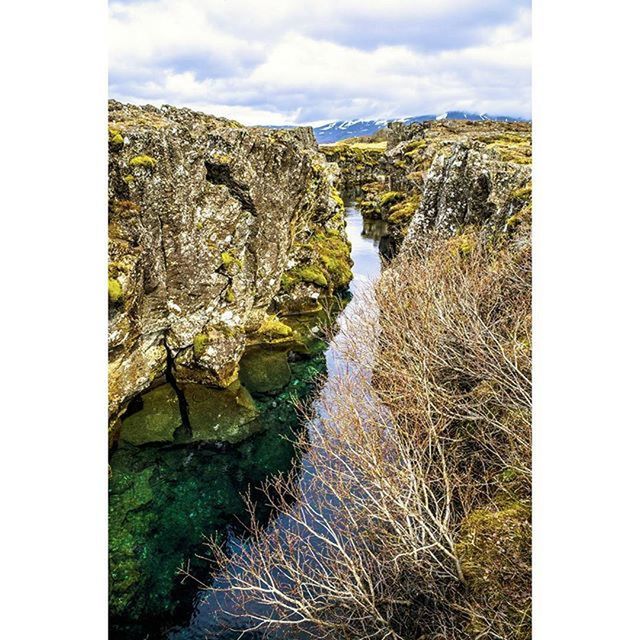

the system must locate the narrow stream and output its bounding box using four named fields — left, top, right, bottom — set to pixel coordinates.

left=109, top=206, right=386, bottom=639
